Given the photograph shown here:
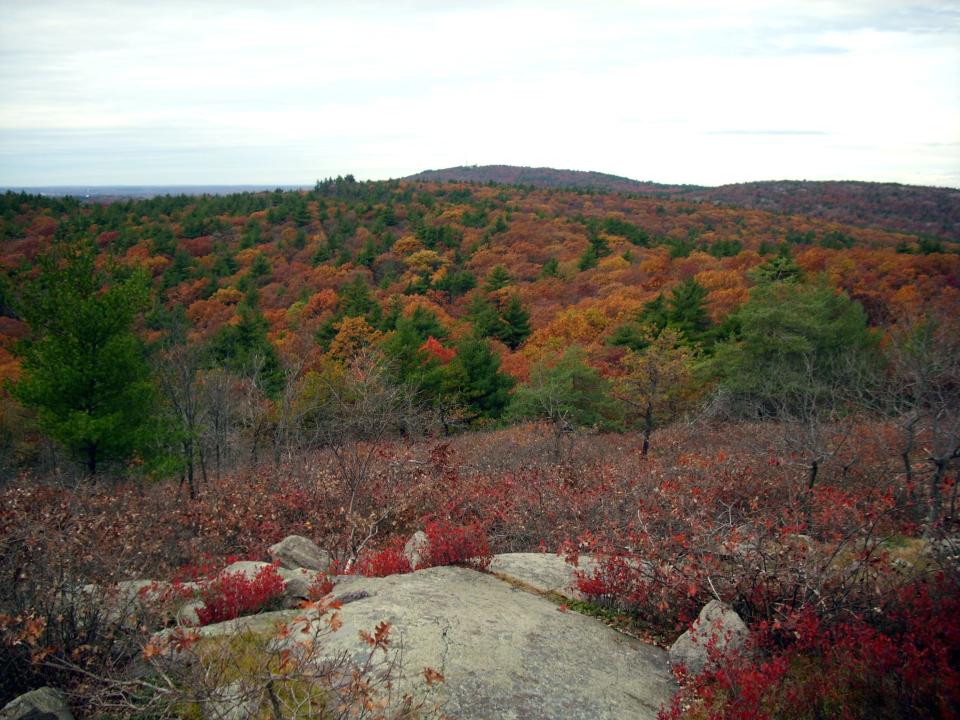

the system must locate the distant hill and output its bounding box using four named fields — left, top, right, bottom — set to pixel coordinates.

left=407, top=165, right=696, bottom=196
left=407, top=166, right=960, bottom=241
